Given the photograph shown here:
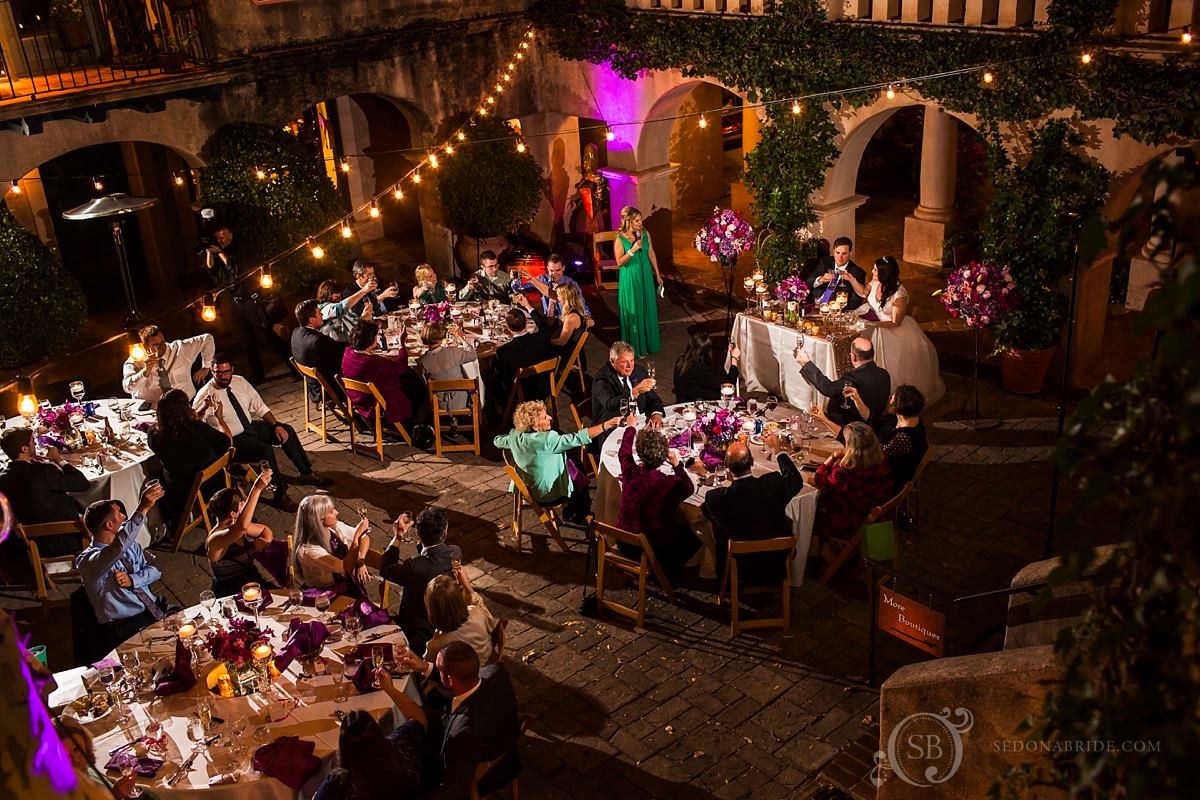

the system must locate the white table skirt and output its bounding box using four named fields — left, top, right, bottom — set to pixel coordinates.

left=51, top=592, right=420, bottom=799
left=728, top=313, right=843, bottom=412
left=593, top=404, right=821, bottom=587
